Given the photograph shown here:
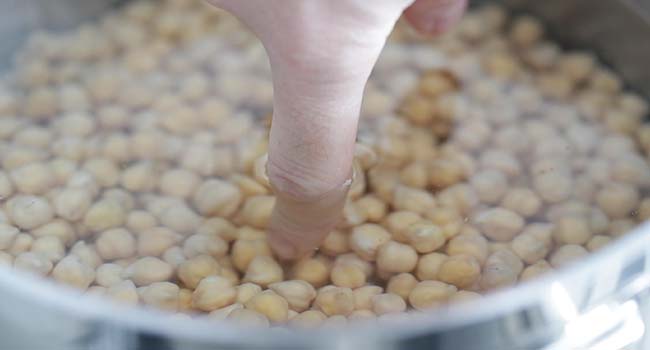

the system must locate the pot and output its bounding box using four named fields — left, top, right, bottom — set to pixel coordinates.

left=0, top=0, right=649, bottom=349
